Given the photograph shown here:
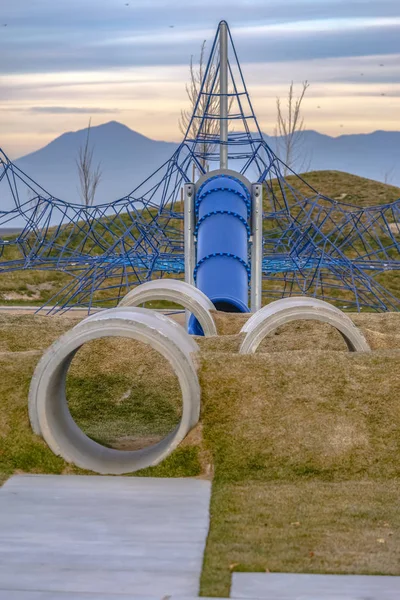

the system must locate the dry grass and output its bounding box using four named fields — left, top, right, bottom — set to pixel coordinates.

left=199, top=348, right=400, bottom=594
left=201, top=480, right=400, bottom=596
left=0, top=314, right=80, bottom=352
left=67, top=337, right=183, bottom=448
left=0, top=316, right=202, bottom=481
left=1, top=312, right=400, bottom=594
left=277, top=171, right=400, bottom=208
left=200, top=350, right=400, bottom=482
left=0, top=270, right=72, bottom=306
